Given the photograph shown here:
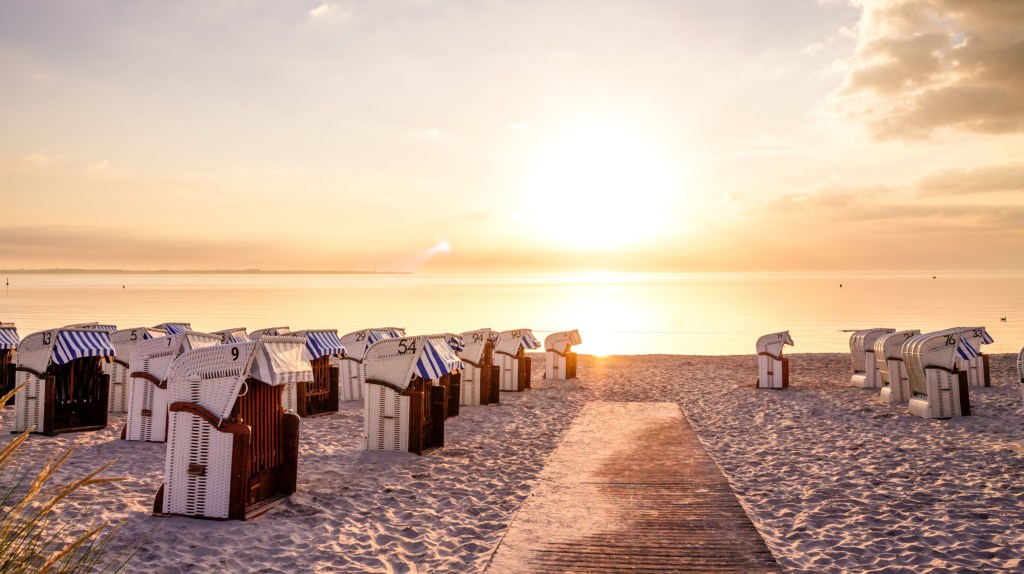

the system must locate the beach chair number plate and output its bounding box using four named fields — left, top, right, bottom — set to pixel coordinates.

left=231, top=347, right=240, bottom=361
left=397, top=339, right=417, bottom=355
